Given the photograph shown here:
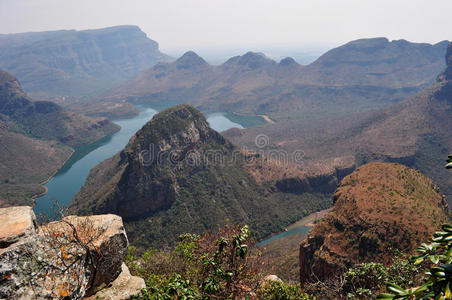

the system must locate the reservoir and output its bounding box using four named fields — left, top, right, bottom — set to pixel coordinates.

left=33, top=108, right=249, bottom=218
